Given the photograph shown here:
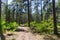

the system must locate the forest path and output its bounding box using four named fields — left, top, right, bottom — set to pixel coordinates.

left=15, top=27, right=44, bottom=40
left=5, top=27, right=60, bottom=40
